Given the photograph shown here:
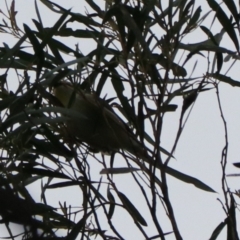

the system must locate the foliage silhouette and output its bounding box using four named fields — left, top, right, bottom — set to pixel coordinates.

left=0, top=0, right=239, bottom=239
